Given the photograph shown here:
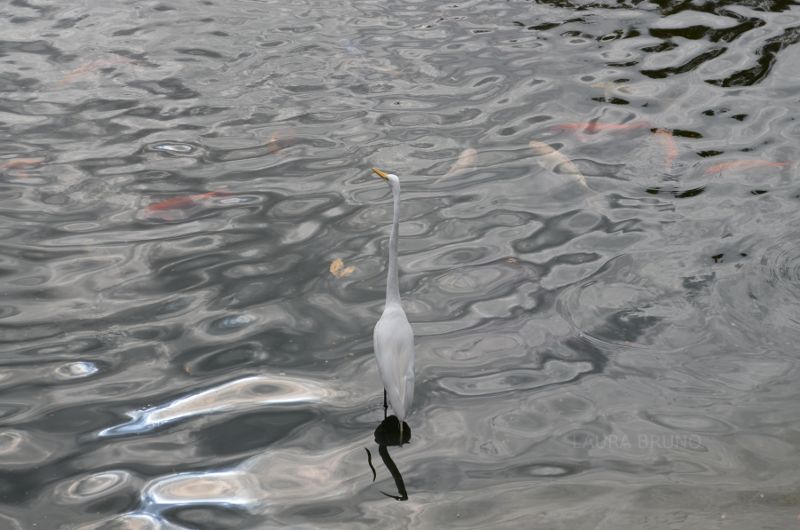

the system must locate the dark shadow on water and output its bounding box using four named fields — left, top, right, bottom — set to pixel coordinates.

left=365, top=415, right=411, bottom=501
left=525, top=0, right=798, bottom=87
